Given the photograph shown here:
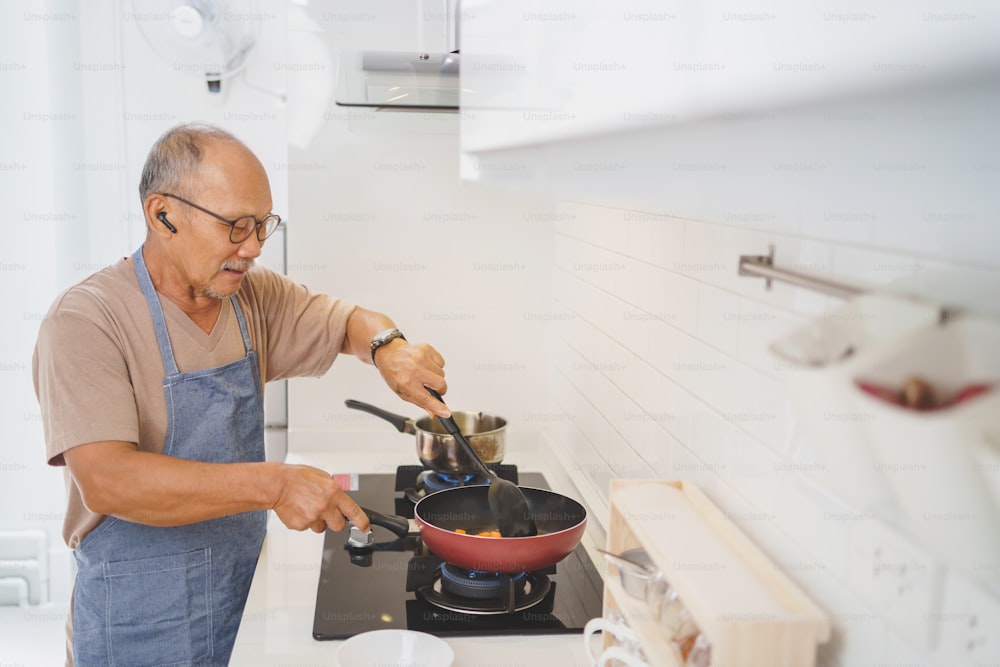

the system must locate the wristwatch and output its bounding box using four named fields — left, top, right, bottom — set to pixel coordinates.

left=370, top=327, right=406, bottom=365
